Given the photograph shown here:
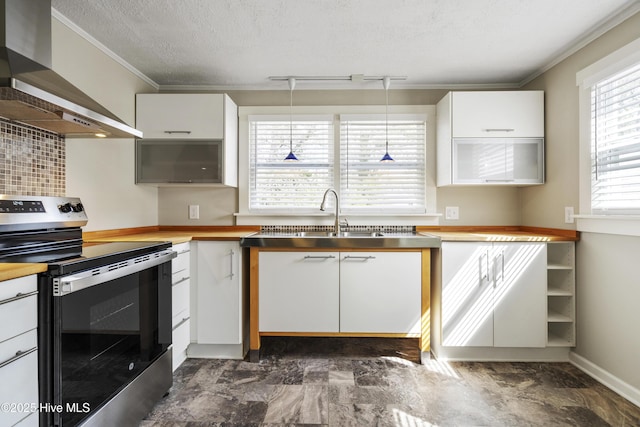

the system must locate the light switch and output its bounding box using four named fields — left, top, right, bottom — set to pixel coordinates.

left=189, top=205, right=200, bottom=220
